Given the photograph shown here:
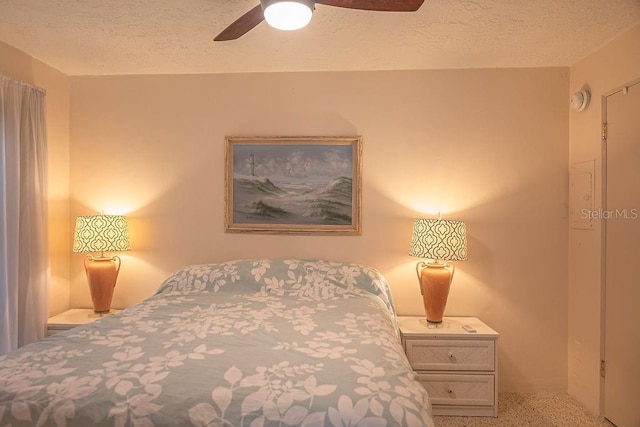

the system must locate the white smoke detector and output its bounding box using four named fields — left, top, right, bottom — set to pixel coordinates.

left=571, top=90, right=591, bottom=112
